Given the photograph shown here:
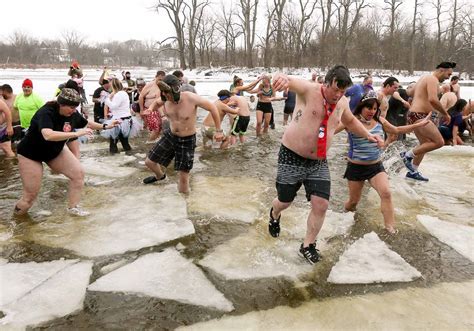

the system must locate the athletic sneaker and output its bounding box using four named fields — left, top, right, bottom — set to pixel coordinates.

left=67, top=206, right=90, bottom=217
left=268, top=207, right=281, bottom=238
left=299, top=243, right=321, bottom=264
left=400, top=151, right=416, bottom=173
left=406, top=171, right=429, bottom=182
